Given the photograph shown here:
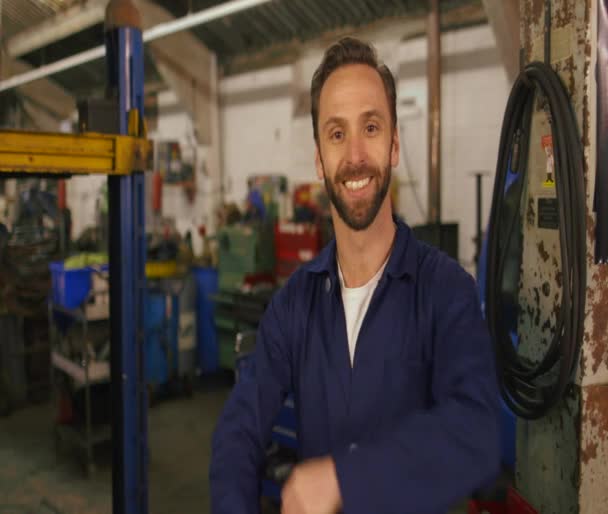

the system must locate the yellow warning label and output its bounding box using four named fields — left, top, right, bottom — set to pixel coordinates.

left=543, top=178, right=555, bottom=188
